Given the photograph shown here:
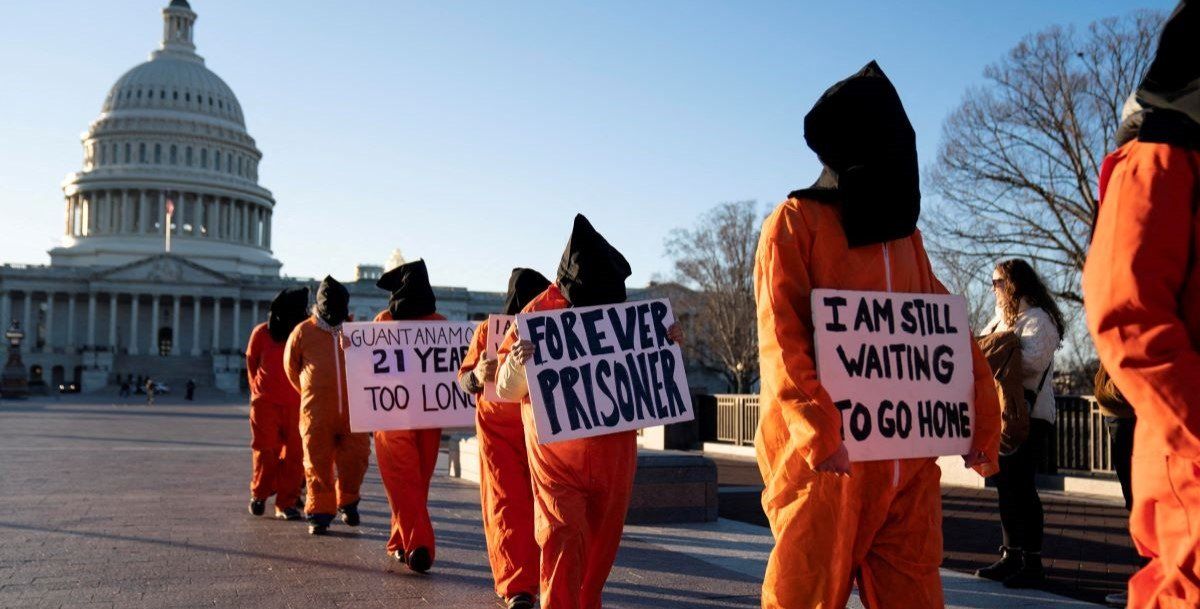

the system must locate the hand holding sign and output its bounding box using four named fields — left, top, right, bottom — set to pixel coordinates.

left=483, top=315, right=514, bottom=403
